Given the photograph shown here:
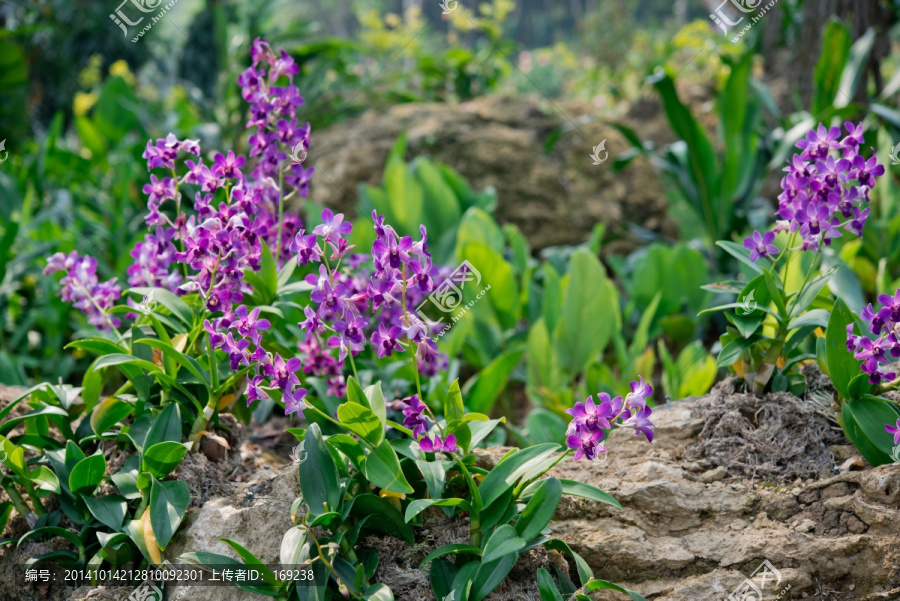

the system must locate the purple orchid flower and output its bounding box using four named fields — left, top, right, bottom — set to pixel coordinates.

left=743, top=230, right=779, bottom=262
